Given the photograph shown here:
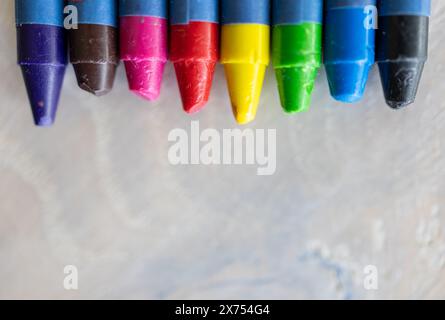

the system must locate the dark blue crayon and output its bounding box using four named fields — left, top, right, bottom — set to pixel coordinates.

left=324, top=0, right=376, bottom=103
left=377, top=0, right=431, bottom=109
left=16, top=0, right=67, bottom=126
